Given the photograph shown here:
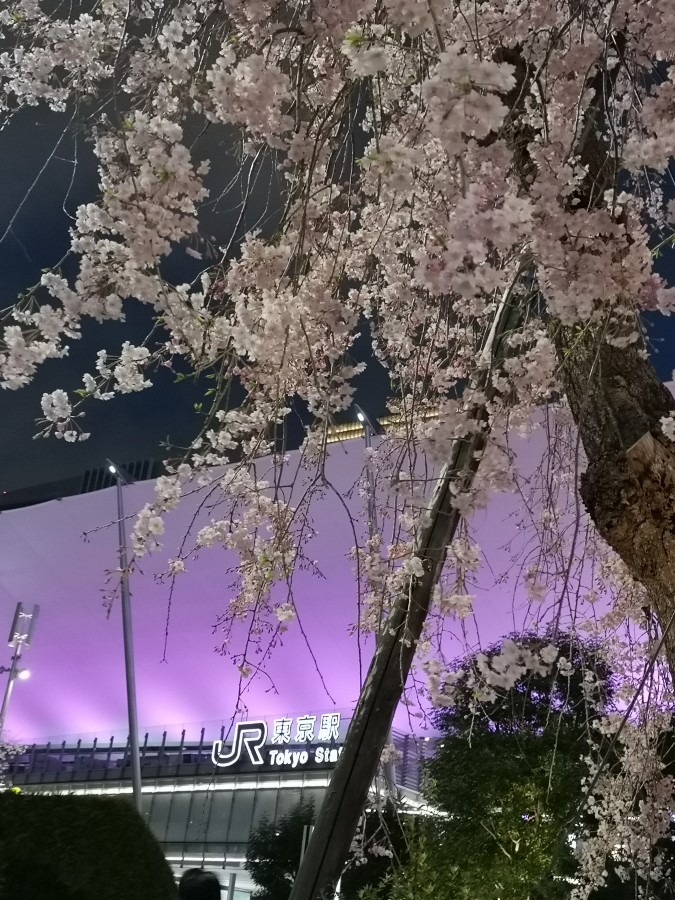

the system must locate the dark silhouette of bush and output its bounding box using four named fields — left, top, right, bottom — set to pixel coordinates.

left=0, top=792, right=176, bottom=900
left=246, top=800, right=315, bottom=900
left=246, top=798, right=408, bottom=900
